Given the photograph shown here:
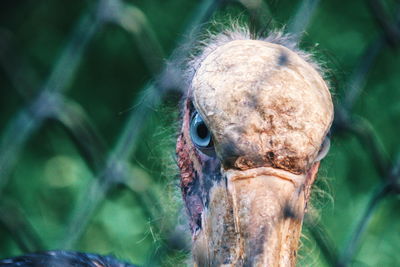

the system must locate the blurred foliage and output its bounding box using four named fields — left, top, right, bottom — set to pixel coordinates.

left=0, top=0, right=400, bottom=266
